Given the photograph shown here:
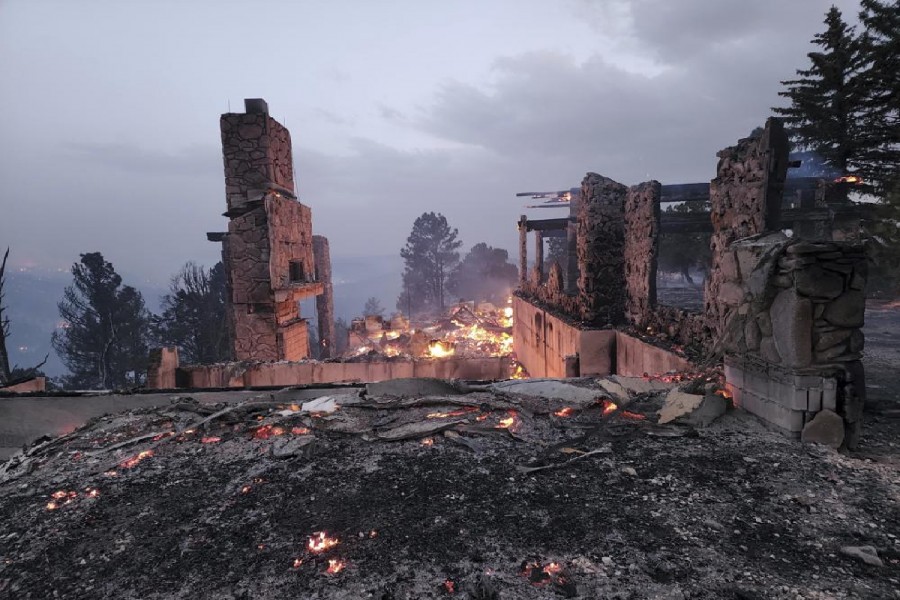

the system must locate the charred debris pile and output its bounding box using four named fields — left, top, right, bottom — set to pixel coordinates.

left=1, top=376, right=898, bottom=599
